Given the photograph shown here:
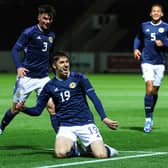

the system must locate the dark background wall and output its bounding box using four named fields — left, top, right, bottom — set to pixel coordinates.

left=0, top=0, right=92, bottom=50
left=0, top=0, right=168, bottom=51
left=110, top=0, right=168, bottom=51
